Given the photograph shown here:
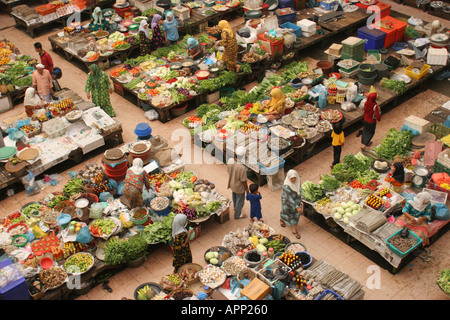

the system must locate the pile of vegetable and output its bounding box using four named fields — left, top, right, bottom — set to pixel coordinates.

left=373, top=128, right=413, bottom=160
left=331, top=153, right=379, bottom=184
left=380, top=78, right=408, bottom=94
left=332, top=201, right=362, bottom=224
left=301, top=181, right=325, bottom=202
left=437, top=268, right=450, bottom=295
left=140, top=213, right=176, bottom=244
left=319, top=174, right=341, bottom=191
left=63, top=178, right=84, bottom=196
left=89, top=218, right=116, bottom=237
